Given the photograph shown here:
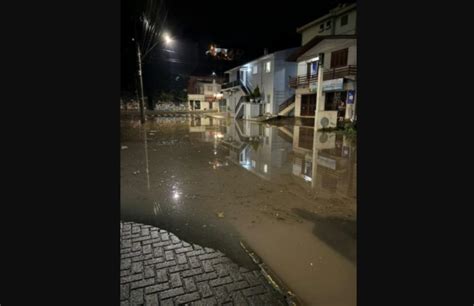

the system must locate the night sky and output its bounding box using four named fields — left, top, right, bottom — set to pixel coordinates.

left=121, top=0, right=355, bottom=96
